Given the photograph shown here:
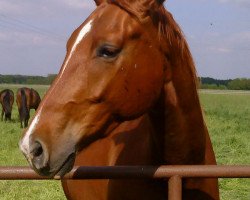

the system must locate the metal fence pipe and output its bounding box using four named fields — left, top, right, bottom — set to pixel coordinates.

left=0, top=165, right=249, bottom=180
left=0, top=167, right=47, bottom=180
left=66, top=165, right=250, bottom=179
left=168, top=175, right=182, bottom=200
left=152, top=165, right=250, bottom=179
